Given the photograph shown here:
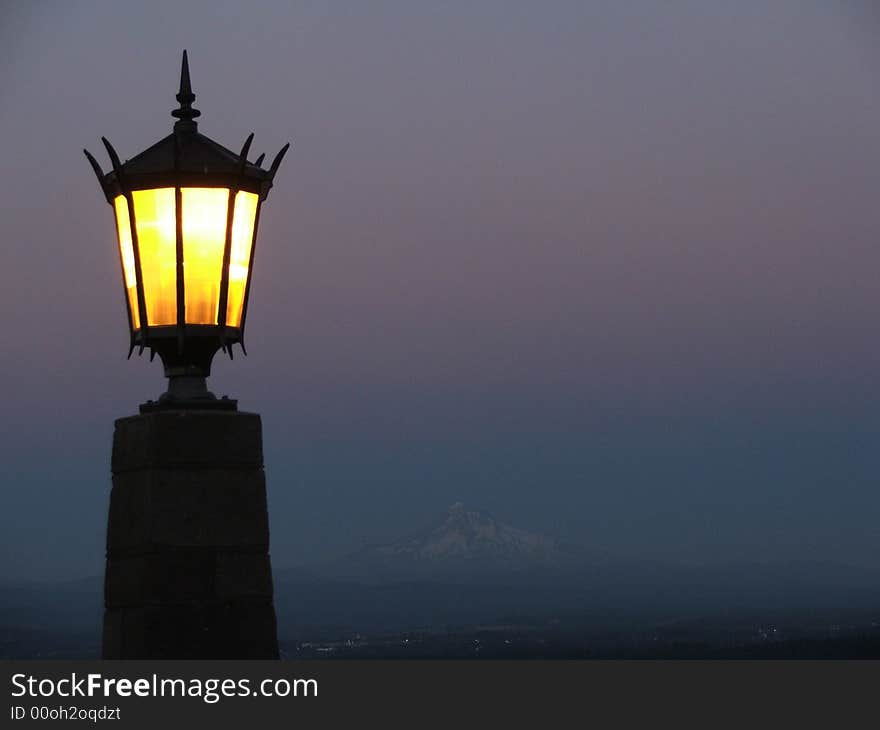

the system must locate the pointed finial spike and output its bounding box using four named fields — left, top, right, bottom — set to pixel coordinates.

left=84, top=148, right=111, bottom=202
left=179, top=49, right=192, bottom=97
left=239, top=132, right=254, bottom=161
left=268, top=142, right=290, bottom=178
left=101, top=137, right=122, bottom=171
left=172, top=49, right=200, bottom=130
